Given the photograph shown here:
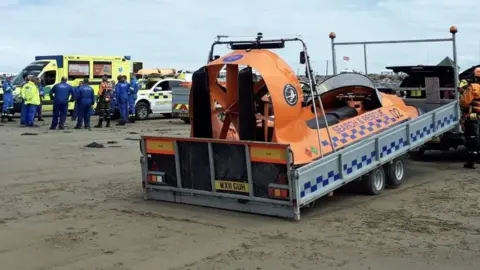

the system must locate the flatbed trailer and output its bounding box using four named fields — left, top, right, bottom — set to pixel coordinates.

left=139, top=27, right=461, bottom=220
left=139, top=99, right=459, bottom=220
